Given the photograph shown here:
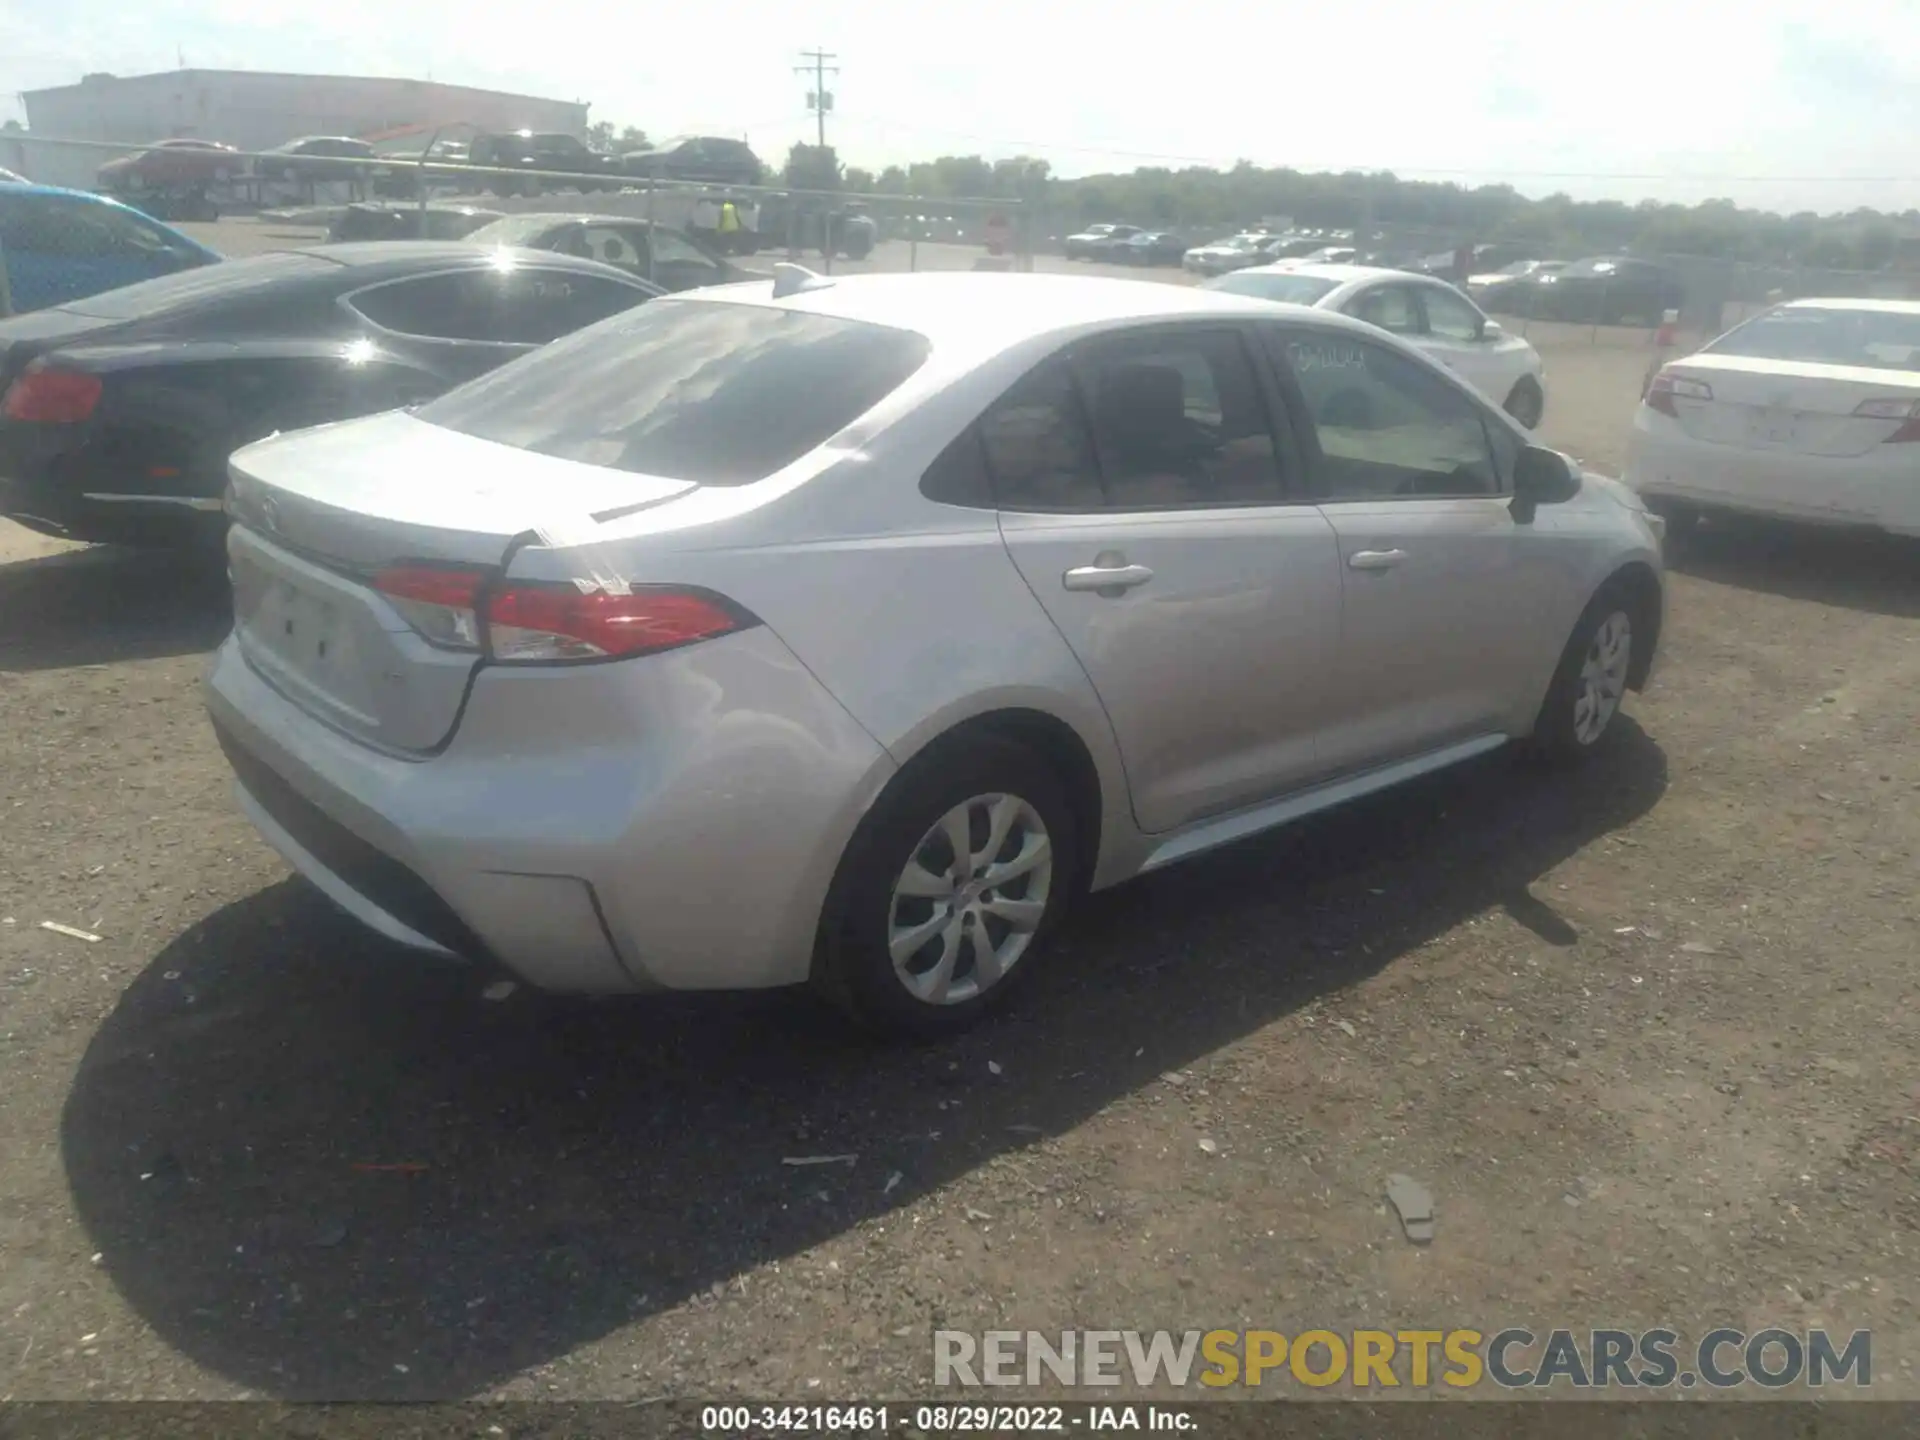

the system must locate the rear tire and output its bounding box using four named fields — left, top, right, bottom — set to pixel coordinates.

left=1504, top=376, right=1545, bottom=429
left=1526, top=584, right=1640, bottom=764
left=812, top=736, right=1078, bottom=1040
